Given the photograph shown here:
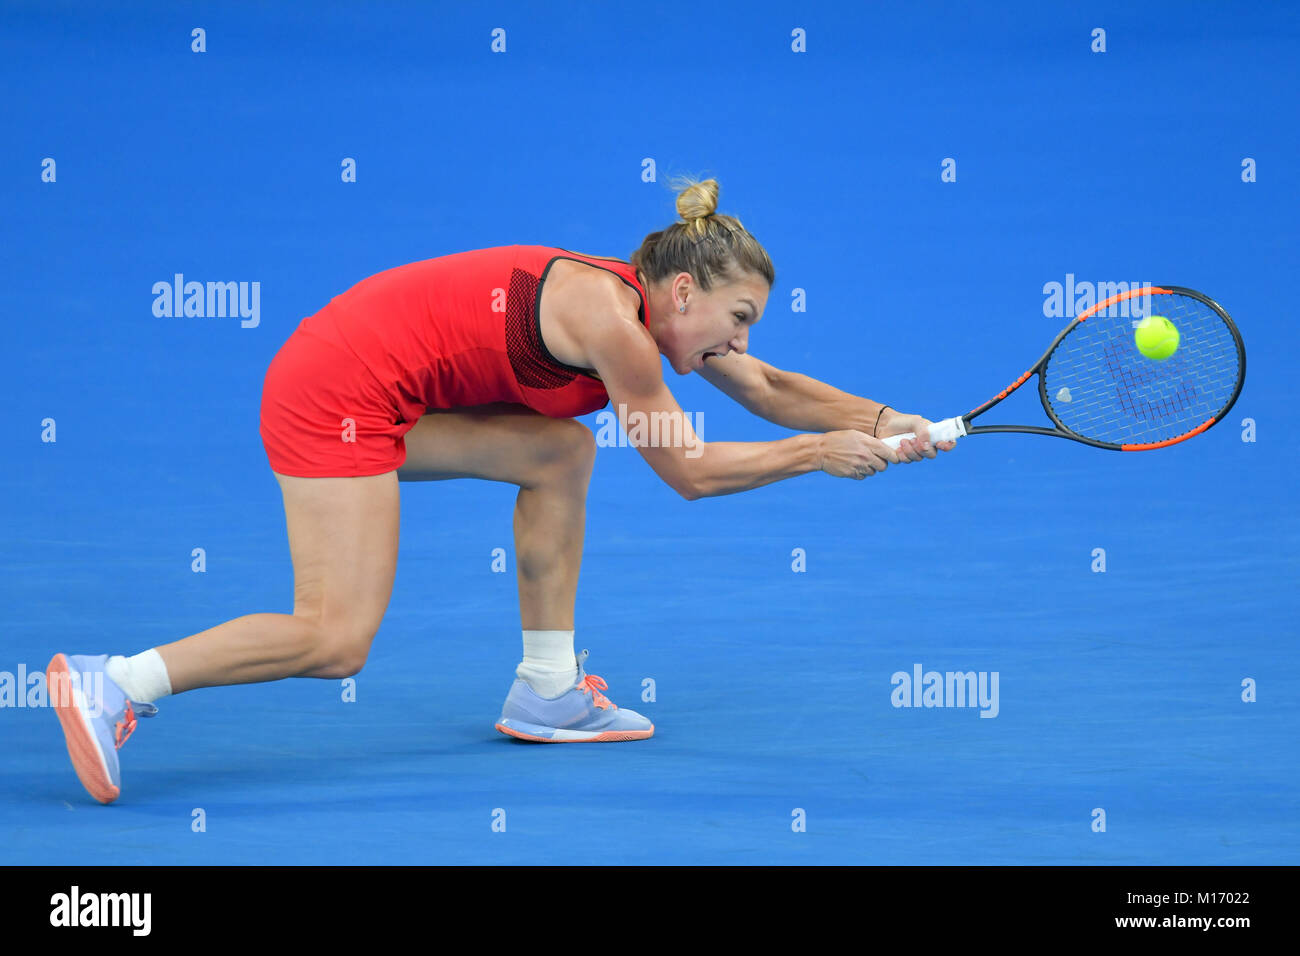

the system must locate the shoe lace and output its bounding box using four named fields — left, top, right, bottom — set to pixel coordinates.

left=113, top=701, right=140, bottom=749
left=577, top=673, right=616, bottom=710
